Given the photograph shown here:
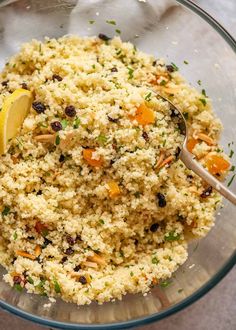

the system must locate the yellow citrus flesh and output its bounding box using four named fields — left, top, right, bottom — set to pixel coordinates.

left=0, top=89, right=32, bottom=154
